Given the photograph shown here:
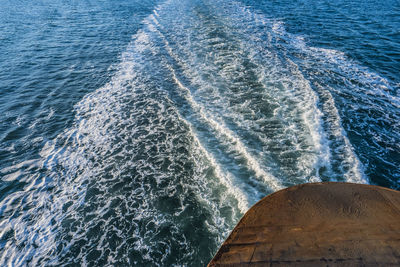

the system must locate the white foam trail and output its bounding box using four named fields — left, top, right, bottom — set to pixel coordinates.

left=0, top=2, right=249, bottom=265
left=147, top=11, right=282, bottom=191
left=210, top=0, right=368, bottom=183
left=186, top=123, right=251, bottom=213
left=270, top=13, right=400, bottom=184
left=148, top=8, right=303, bottom=184
left=192, top=15, right=326, bottom=181
left=7, top=0, right=397, bottom=264
left=270, top=21, right=368, bottom=184
left=141, top=15, right=254, bottom=210
left=173, top=67, right=282, bottom=191
left=222, top=3, right=334, bottom=183
left=315, top=47, right=400, bottom=108
left=313, top=82, right=367, bottom=183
